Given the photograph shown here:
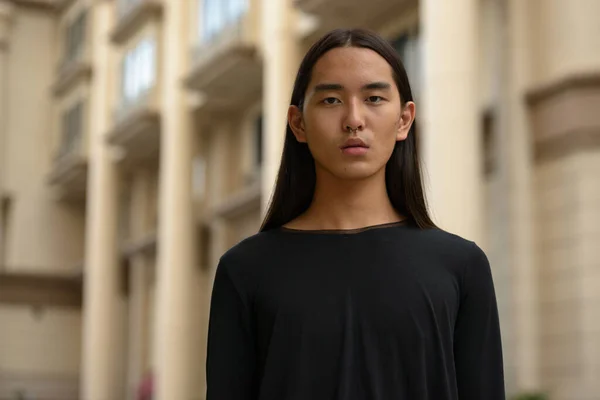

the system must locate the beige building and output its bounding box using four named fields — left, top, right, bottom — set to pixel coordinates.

left=0, top=0, right=598, bottom=399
